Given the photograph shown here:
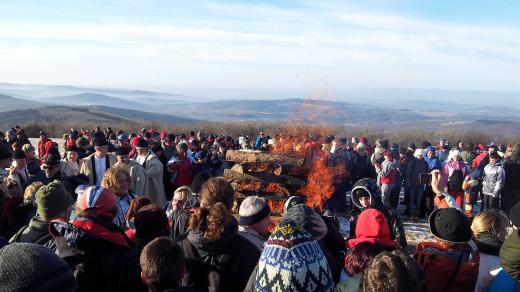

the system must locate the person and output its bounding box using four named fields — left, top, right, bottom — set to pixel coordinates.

left=502, top=143, right=520, bottom=214
left=37, top=131, right=54, bottom=160
left=0, top=146, right=12, bottom=181
left=167, top=142, right=193, bottom=191
left=22, top=143, right=39, bottom=165
left=349, top=178, right=407, bottom=249
left=49, top=185, right=141, bottom=291
left=404, top=148, right=429, bottom=219
left=350, top=143, right=376, bottom=184
left=61, top=146, right=81, bottom=177
left=114, top=146, right=146, bottom=195
left=102, top=166, right=138, bottom=229
left=255, top=131, right=266, bottom=149
left=254, top=220, right=333, bottom=292
left=414, top=208, right=479, bottom=292
left=431, top=169, right=460, bottom=210
left=471, top=211, right=509, bottom=292
left=9, top=149, right=29, bottom=194
left=164, top=186, right=192, bottom=239
left=135, top=138, right=166, bottom=206
left=80, top=137, right=116, bottom=186
left=238, top=195, right=272, bottom=250
left=162, top=133, right=177, bottom=161
left=336, top=242, right=391, bottom=292
left=178, top=177, right=260, bottom=292
left=0, top=242, right=77, bottom=292
left=364, top=249, right=425, bottom=292
left=125, top=196, right=152, bottom=240
left=117, top=133, right=132, bottom=152
left=1, top=177, right=28, bottom=237
left=376, top=150, right=398, bottom=206
left=9, top=181, right=73, bottom=247
left=442, top=150, right=470, bottom=208
left=482, top=152, right=505, bottom=211
left=140, top=237, right=199, bottom=292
